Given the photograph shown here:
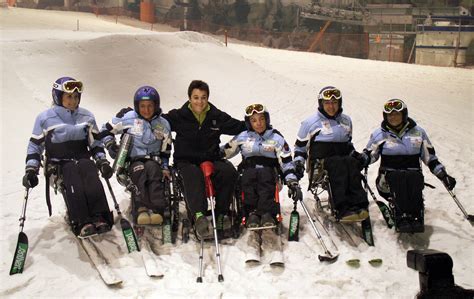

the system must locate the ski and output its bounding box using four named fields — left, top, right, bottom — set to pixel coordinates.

left=135, top=225, right=164, bottom=278
left=288, top=202, right=300, bottom=241
left=10, top=232, right=28, bottom=275
left=9, top=189, right=30, bottom=275
left=262, top=228, right=284, bottom=267
left=243, top=226, right=284, bottom=266
left=79, top=238, right=122, bottom=286
left=244, top=230, right=261, bottom=264
left=361, top=216, right=375, bottom=246
left=140, top=238, right=164, bottom=278
left=104, top=179, right=140, bottom=253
